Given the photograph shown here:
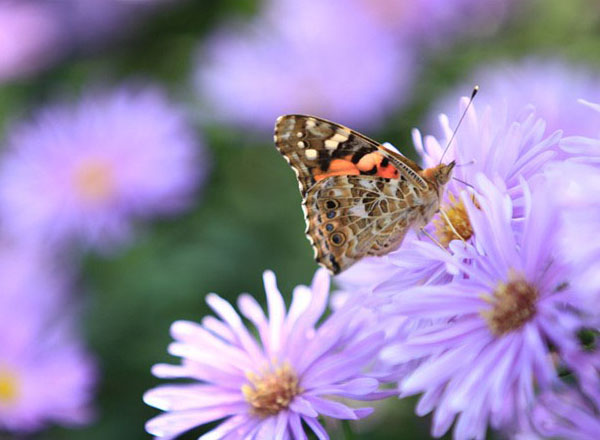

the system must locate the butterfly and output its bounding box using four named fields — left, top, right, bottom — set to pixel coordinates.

left=274, top=114, right=456, bottom=275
